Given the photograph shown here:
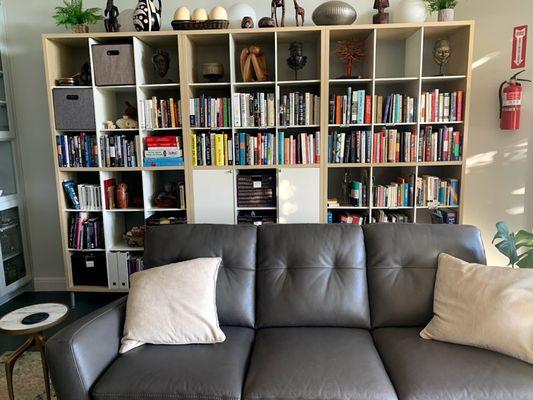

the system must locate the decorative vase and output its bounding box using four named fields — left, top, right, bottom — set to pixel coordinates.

left=312, top=1, right=357, bottom=26
left=438, top=8, right=455, bottom=21
left=133, top=0, right=162, bottom=32
left=394, top=0, right=427, bottom=23
left=71, top=24, right=89, bottom=33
